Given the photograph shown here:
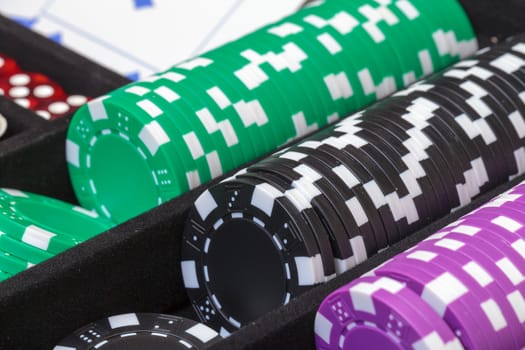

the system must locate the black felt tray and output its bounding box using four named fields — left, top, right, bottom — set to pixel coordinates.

left=0, top=1, right=524, bottom=348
